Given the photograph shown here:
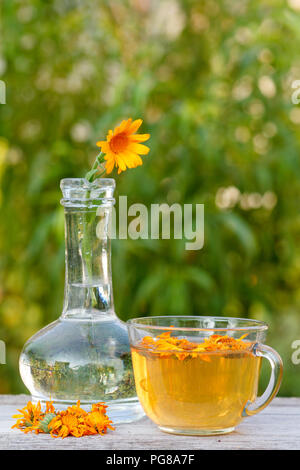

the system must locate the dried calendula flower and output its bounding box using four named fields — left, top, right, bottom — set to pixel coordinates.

left=11, top=400, right=51, bottom=434
left=140, top=330, right=251, bottom=361
left=12, top=400, right=114, bottom=438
